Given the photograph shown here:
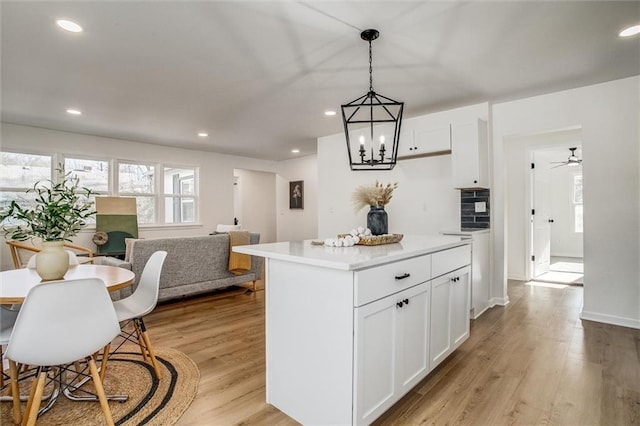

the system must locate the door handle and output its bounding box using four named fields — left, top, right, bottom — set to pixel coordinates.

left=395, top=273, right=410, bottom=280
